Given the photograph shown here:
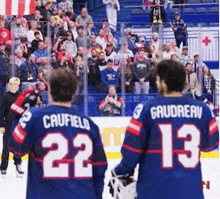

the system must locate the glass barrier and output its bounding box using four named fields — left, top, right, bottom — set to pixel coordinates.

left=1, top=12, right=218, bottom=116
